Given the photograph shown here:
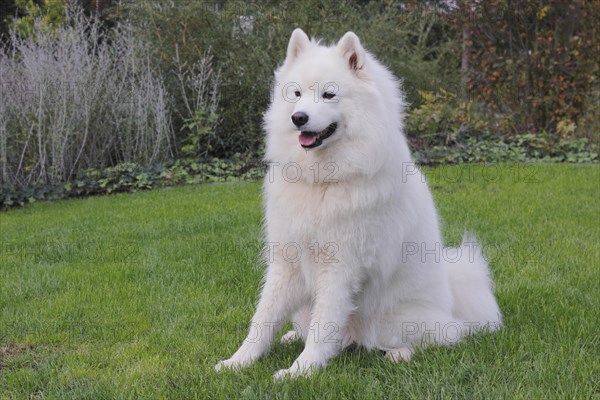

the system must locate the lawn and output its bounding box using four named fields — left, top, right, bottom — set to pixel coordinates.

left=1, top=164, right=598, bottom=399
